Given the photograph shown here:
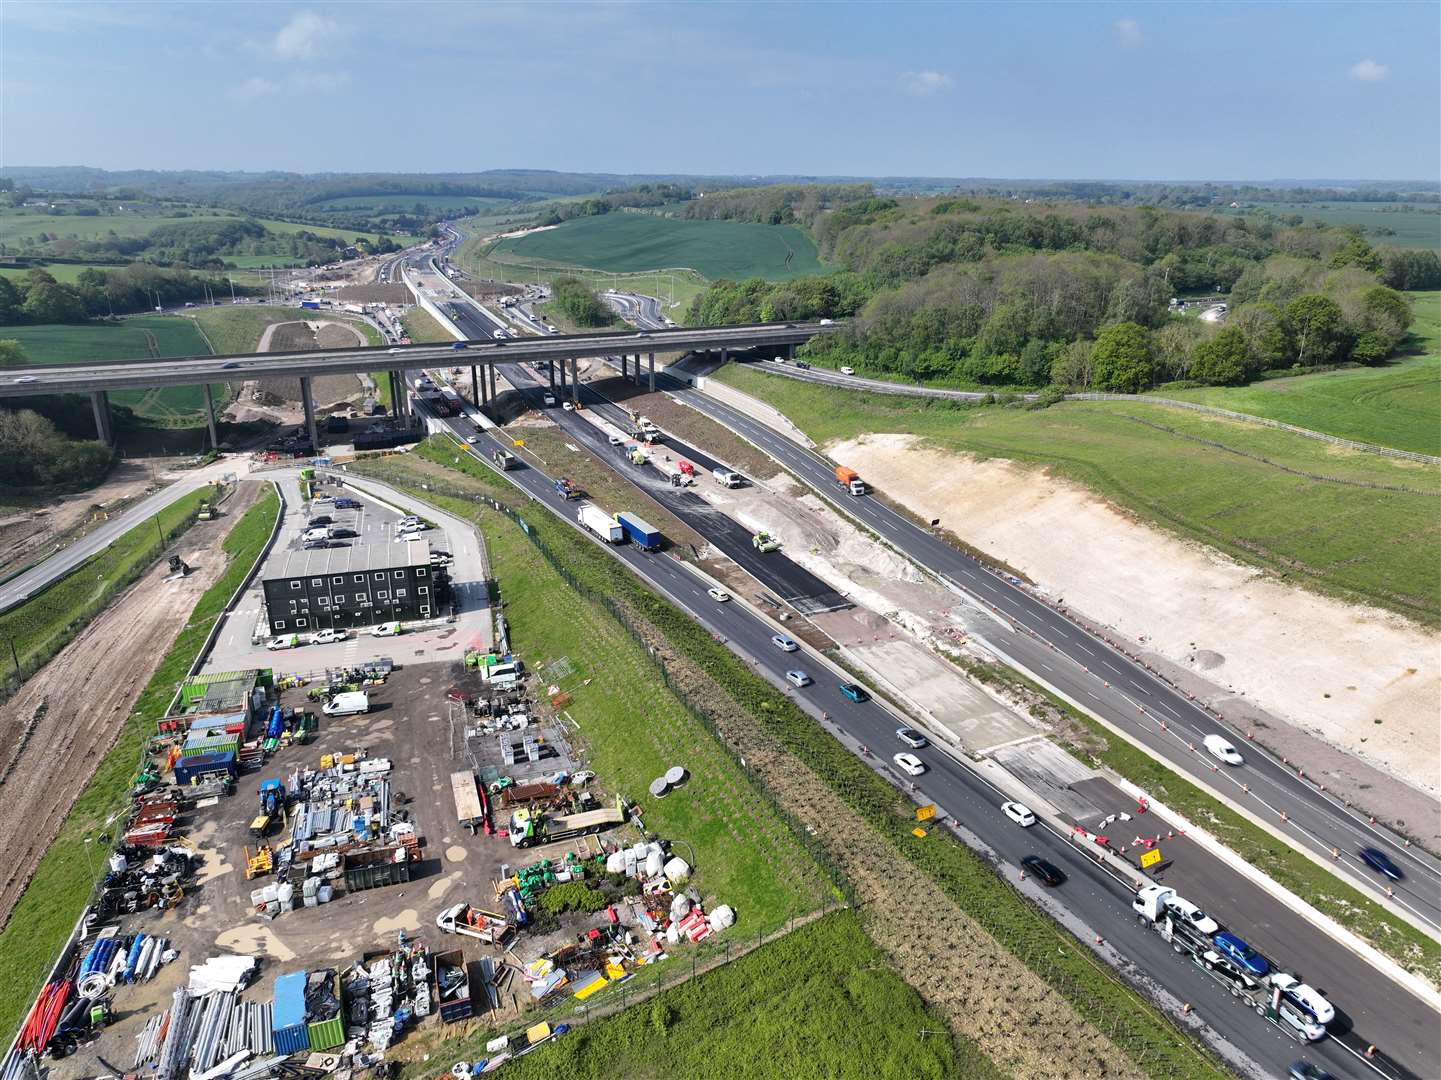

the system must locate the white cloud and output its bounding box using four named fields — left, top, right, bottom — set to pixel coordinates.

left=898, top=70, right=954, bottom=97
left=228, top=76, right=281, bottom=101
left=273, top=10, right=335, bottom=59
left=1114, top=18, right=1143, bottom=47
left=1348, top=58, right=1388, bottom=82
